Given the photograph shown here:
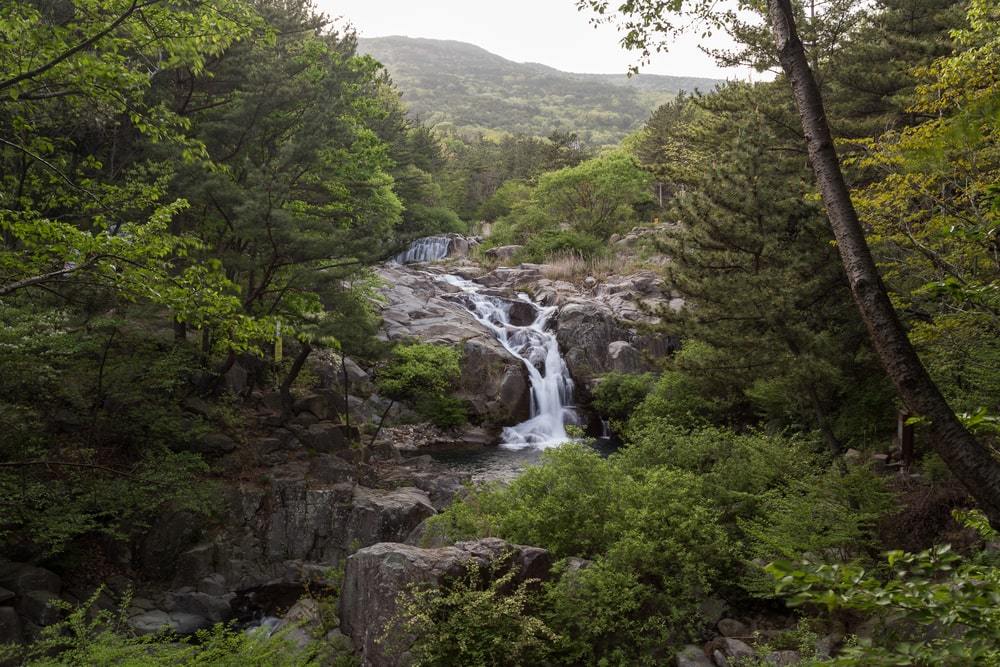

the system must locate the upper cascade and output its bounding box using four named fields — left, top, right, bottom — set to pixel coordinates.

left=394, top=236, right=453, bottom=264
